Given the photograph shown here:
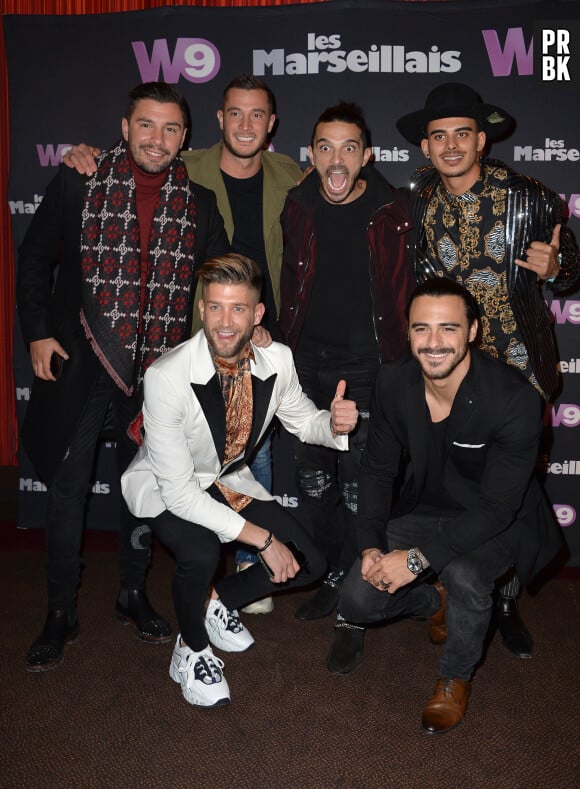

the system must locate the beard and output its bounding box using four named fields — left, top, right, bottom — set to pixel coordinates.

left=204, top=325, right=254, bottom=361
left=222, top=133, right=265, bottom=160
left=415, top=344, right=470, bottom=381
left=129, top=142, right=174, bottom=174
